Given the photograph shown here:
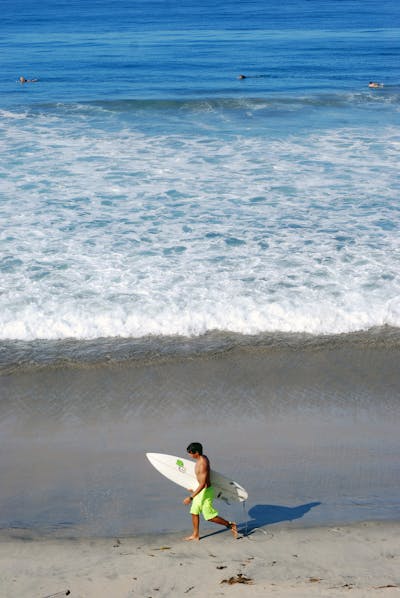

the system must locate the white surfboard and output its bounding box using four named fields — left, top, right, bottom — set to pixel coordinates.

left=146, top=452, right=248, bottom=504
